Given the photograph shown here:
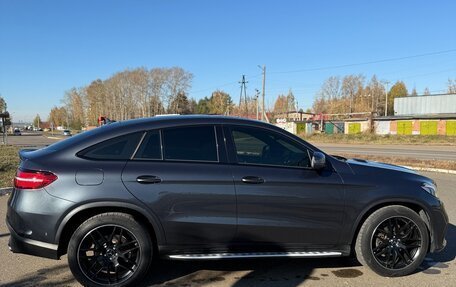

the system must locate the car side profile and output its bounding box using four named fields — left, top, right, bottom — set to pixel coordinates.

left=6, top=115, right=448, bottom=287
